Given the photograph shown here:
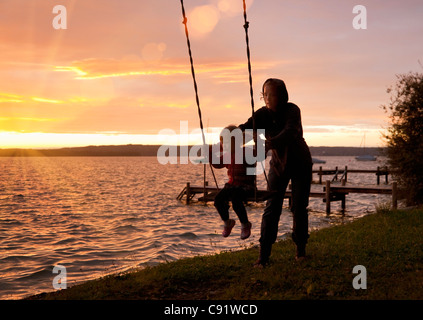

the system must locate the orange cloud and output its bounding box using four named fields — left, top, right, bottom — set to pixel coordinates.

left=0, top=117, right=57, bottom=122
left=54, top=58, right=275, bottom=85
left=31, top=97, right=64, bottom=104
left=55, top=58, right=188, bottom=80
left=0, top=92, right=90, bottom=106
left=0, top=93, right=24, bottom=103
